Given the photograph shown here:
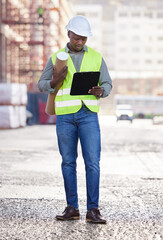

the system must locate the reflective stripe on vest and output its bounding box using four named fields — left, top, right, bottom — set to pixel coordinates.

left=51, top=47, right=102, bottom=115
left=55, top=99, right=99, bottom=108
